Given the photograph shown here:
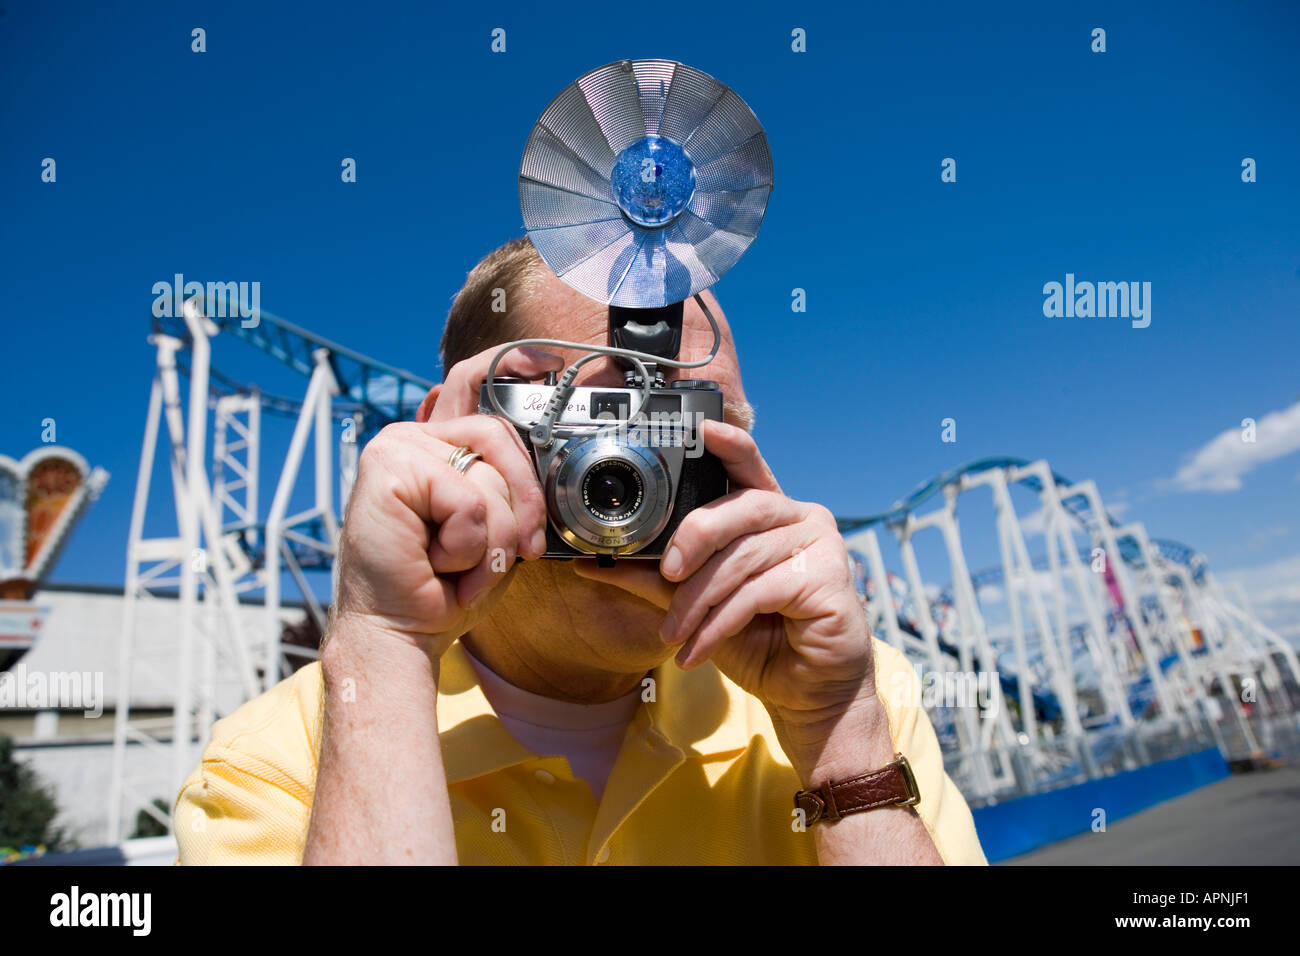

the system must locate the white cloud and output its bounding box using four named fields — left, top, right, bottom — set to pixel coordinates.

left=1218, top=551, right=1300, bottom=646
left=1170, top=400, right=1300, bottom=492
